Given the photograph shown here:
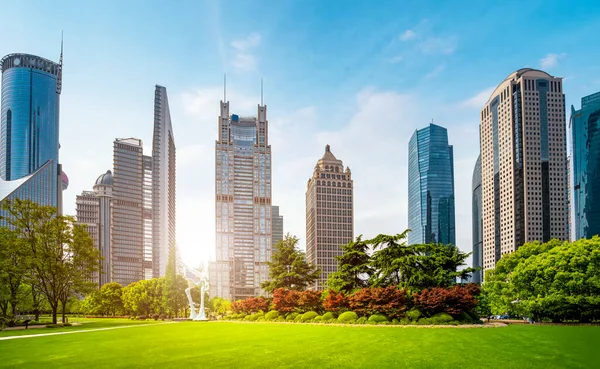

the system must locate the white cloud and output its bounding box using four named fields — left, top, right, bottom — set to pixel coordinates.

left=539, top=53, right=566, bottom=69
left=418, top=36, right=457, bottom=55
left=400, top=30, right=416, bottom=41
left=425, top=64, right=445, bottom=79
left=461, top=86, right=495, bottom=109
left=231, top=33, right=261, bottom=71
